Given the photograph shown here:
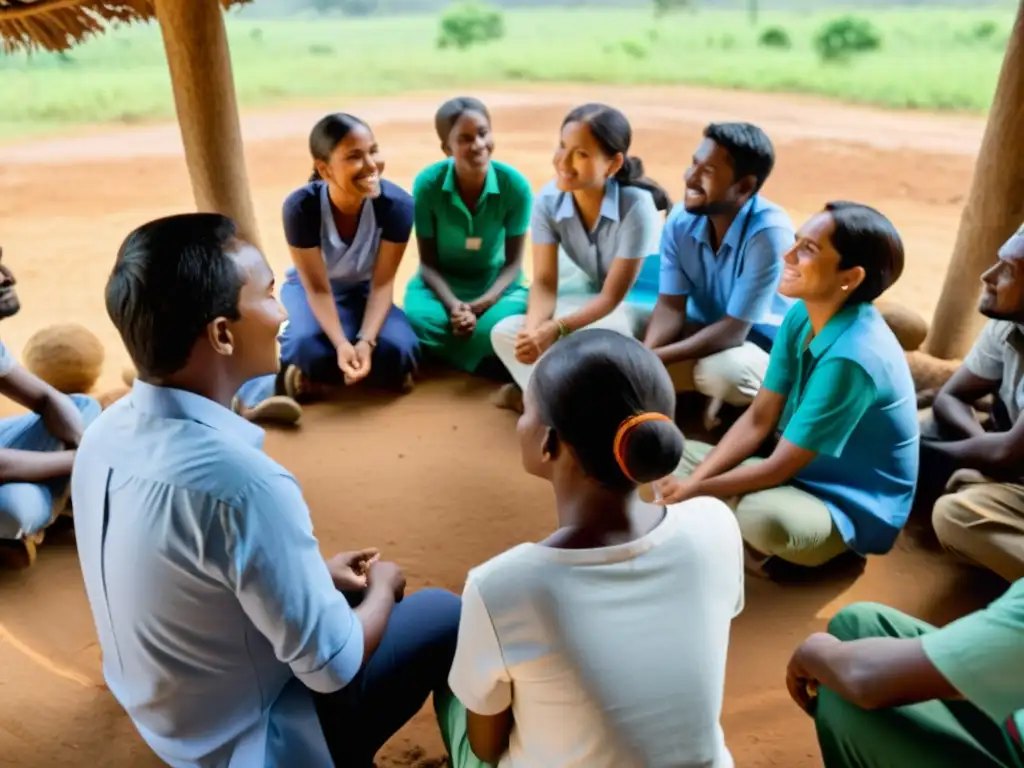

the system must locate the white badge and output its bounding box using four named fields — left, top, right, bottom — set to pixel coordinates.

left=465, top=237, right=482, bottom=251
